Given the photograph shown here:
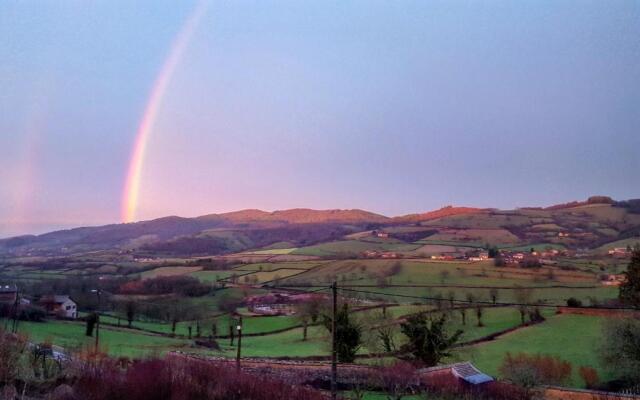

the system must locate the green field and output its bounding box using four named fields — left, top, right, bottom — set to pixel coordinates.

left=11, top=319, right=191, bottom=358
left=292, top=240, right=420, bottom=256
left=455, top=314, right=611, bottom=387
left=243, top=248, right=297, bottom=255
left=189, top=270, right=236, bottom=282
